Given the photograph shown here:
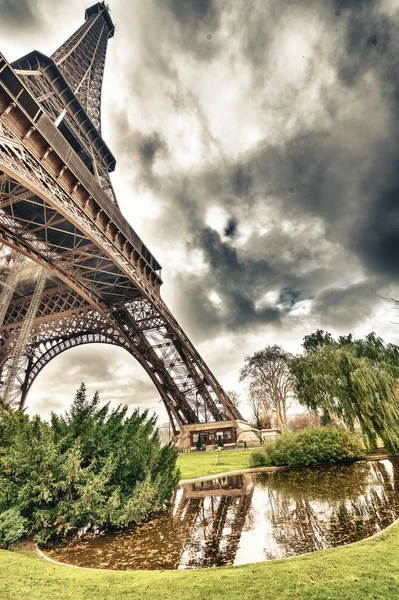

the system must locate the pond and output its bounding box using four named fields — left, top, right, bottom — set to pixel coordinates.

left=45, top=458, right=399, bottom=570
